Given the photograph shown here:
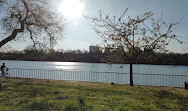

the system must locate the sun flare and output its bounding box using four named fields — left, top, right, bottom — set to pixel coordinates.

left=58, top=0, right=85, bottom=21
